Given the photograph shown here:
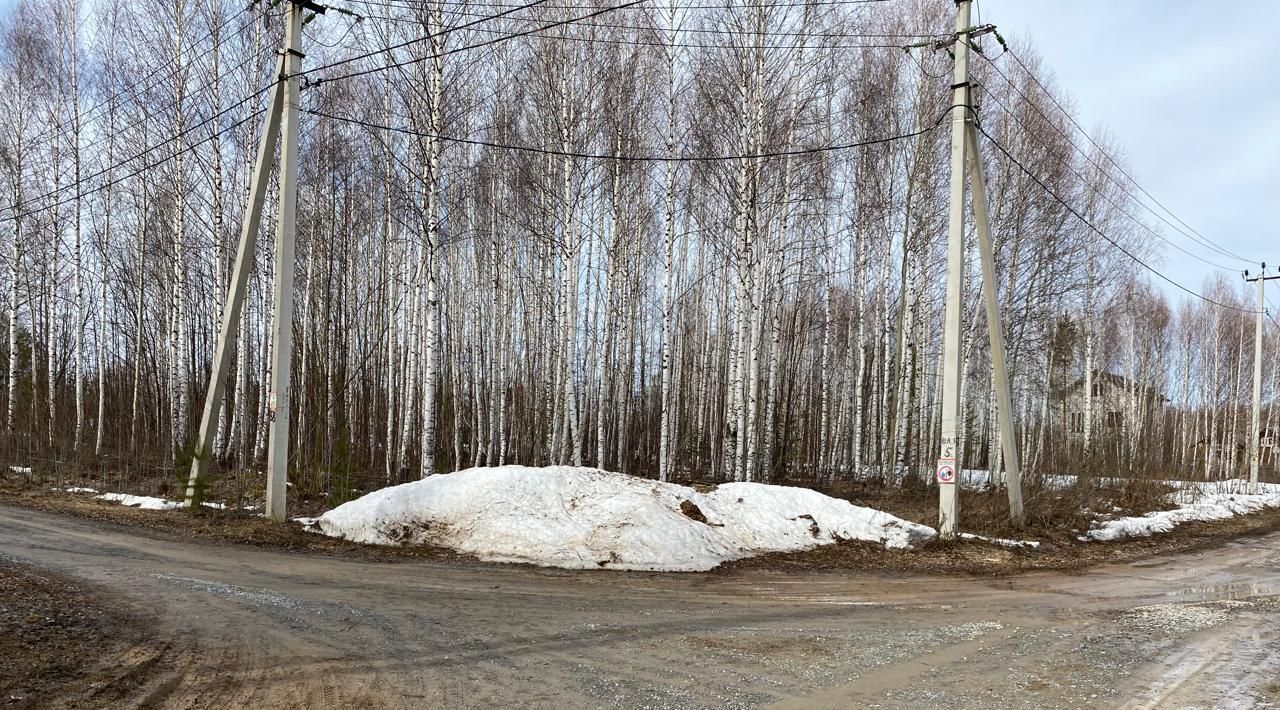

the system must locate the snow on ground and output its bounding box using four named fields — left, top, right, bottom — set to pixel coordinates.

left=958, top=532, right=1041, bottom=549
left=64, top=488, right=252, bottom=512
left=95, top=492, right=185, bottom=511
left=9, top=465, right=31, bottom=475
left=312, top=466, right=936, bottom=572
left=1085, top=482, right=1280, bottom=542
